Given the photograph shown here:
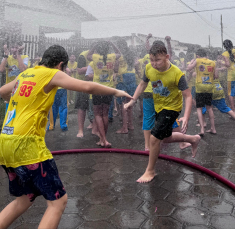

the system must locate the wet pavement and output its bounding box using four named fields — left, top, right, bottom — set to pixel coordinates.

left=1, top=104, right=235, bottom=228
